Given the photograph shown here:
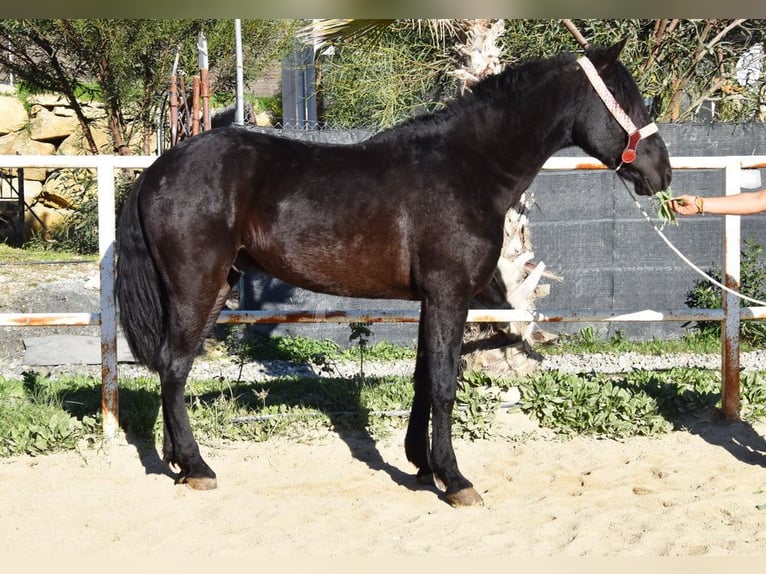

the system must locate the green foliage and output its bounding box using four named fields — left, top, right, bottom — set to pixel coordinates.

left=227, top=330, right=415, bottom=367
left=740, top=372, right=766, bottom=420
left=0, top=373, right=100, bottom=457
left=314, top=19, right=766, bottom=129
left=518, top=371, right=671, bottom=438
left=539, top=325, right=749, bottom=356
left=686, top=238, right=766, bottom=347
left=455, top=370, right=515, bottom=440
left=253, top=94, right=283, bottom=121
left=340, top=340, right=416, bottom=361
left=516, top=367, right=766, bottom=438
left=318, top=23, right=458, bottom=128
left=227, top=331, right=342, bottom=365
left=518, top=368, right=728, bottom=438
